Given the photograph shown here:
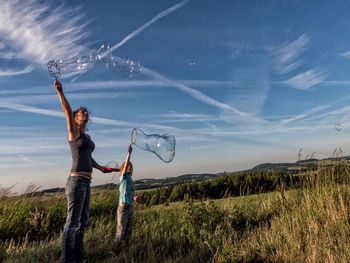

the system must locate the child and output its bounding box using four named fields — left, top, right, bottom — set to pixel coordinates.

left=115, top=144, right=134, bottom=247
